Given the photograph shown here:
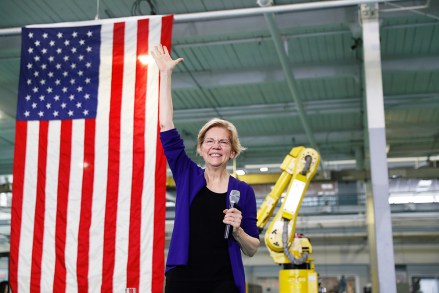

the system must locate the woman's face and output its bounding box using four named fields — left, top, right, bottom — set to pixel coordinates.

left=198, top=126, right=236, bottom=168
